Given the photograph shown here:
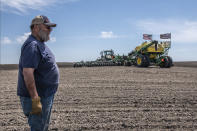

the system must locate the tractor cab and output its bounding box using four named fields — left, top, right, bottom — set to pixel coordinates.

left=100, top=49, right=115, bottom=60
